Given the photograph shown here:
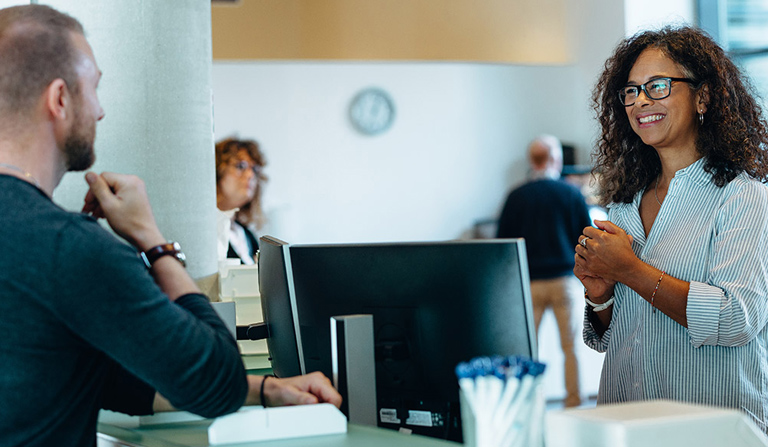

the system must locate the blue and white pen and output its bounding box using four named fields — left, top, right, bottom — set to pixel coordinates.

left=455, top=361, right=478, bottom=415
left=497, top=360, right=546, bottom=447
left=490, top=356, right=525, bottom=430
